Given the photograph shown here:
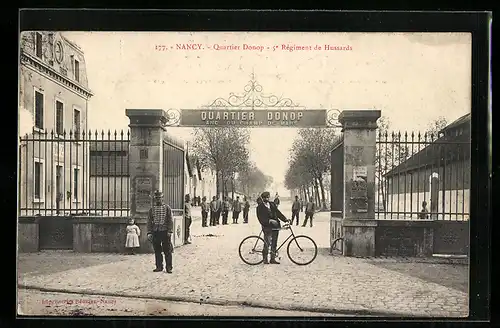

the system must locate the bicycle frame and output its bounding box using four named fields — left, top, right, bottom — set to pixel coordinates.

left=252, top=225, right=305, bottom=253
